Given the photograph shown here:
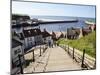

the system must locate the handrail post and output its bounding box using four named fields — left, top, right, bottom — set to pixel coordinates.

left=81, top=49, right=85, bottom=68
left=18, top=54, right=23, bottom=74
left=43, top=45, right=45, bottom=53
left=40, top=45, right=41, bottom=56
left=43, top=44, right=46, bottom=53
left=33, top=49, right=35, bottom=62
left=73, top=47, right=75, bottom=59
left=65, top=45, right=66, bottom=51
left=68, top=45, right=69, bottom=54
left=93, top=59, right=96, bottom=69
